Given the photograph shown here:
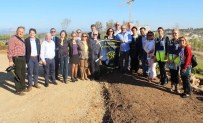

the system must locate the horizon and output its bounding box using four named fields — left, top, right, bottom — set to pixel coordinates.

left=0, top=0, right=203, bottom=34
